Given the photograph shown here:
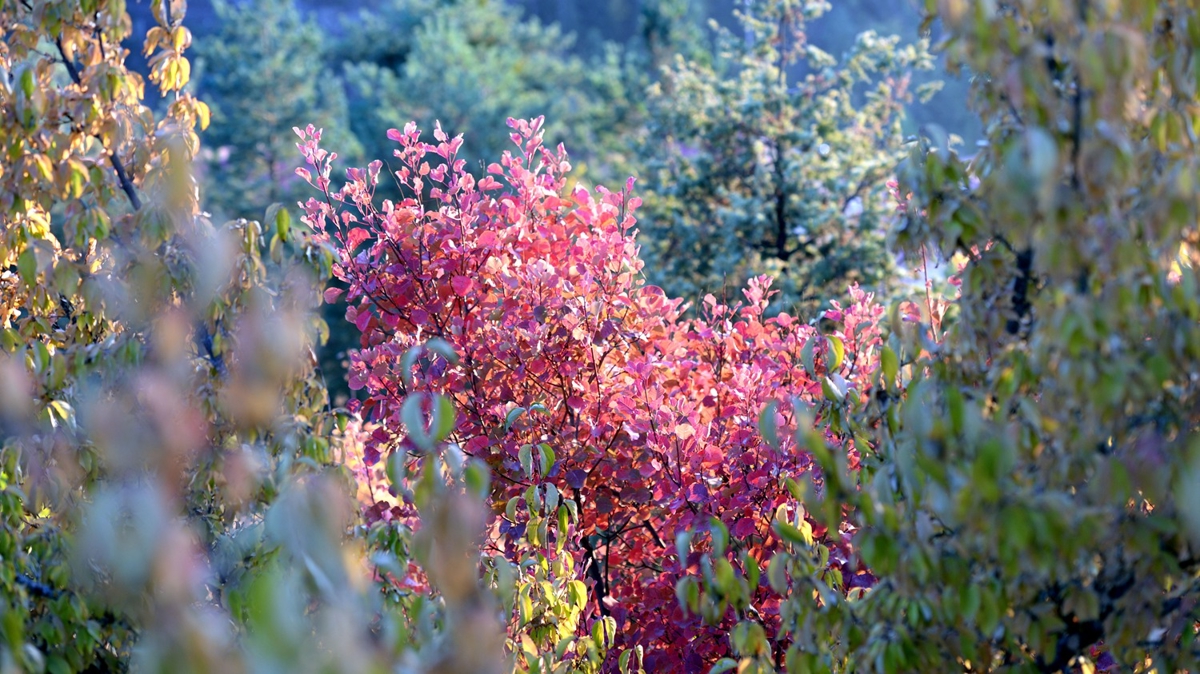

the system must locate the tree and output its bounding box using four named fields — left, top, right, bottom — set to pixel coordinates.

left=298, top=116, right=884, bottom=671
left=196, top=0, right=360, bottom=220
left=340, top=0, right=638, bottom=187
left=637, top=0, right=936, bottom=315
left=686, top=0, right=1200, bottom=671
